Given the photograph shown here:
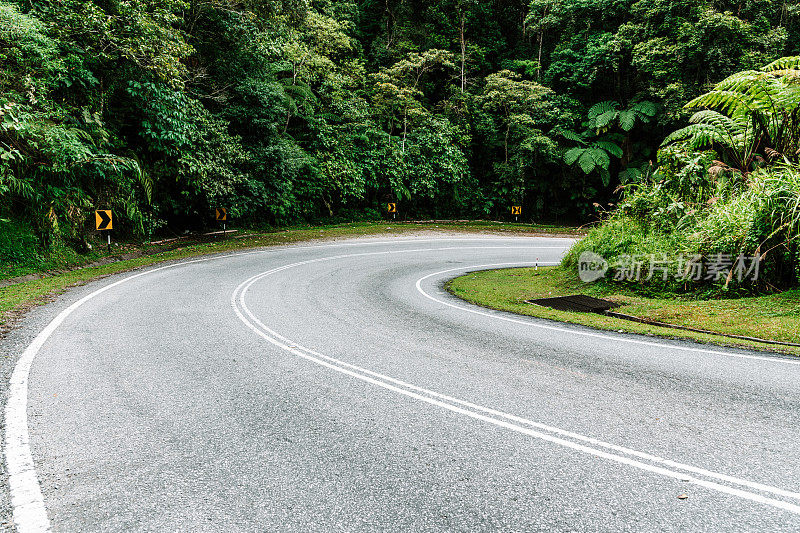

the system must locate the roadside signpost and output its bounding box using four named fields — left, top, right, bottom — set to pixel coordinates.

left=511, top=205, right=522, bottom=222
left=95, top=210, right=113, bottom=253
left=387, top=203, right=397, bottom=220
left=216, top=208, right=228, bottom=237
